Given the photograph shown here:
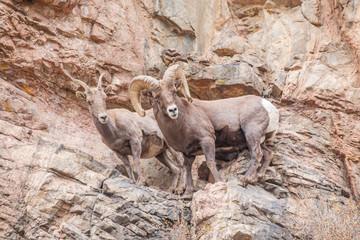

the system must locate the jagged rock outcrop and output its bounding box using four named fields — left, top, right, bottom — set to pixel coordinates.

left=1, top=0, right=360, bottom=239
left=4, top=139, right=190, bottom=239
